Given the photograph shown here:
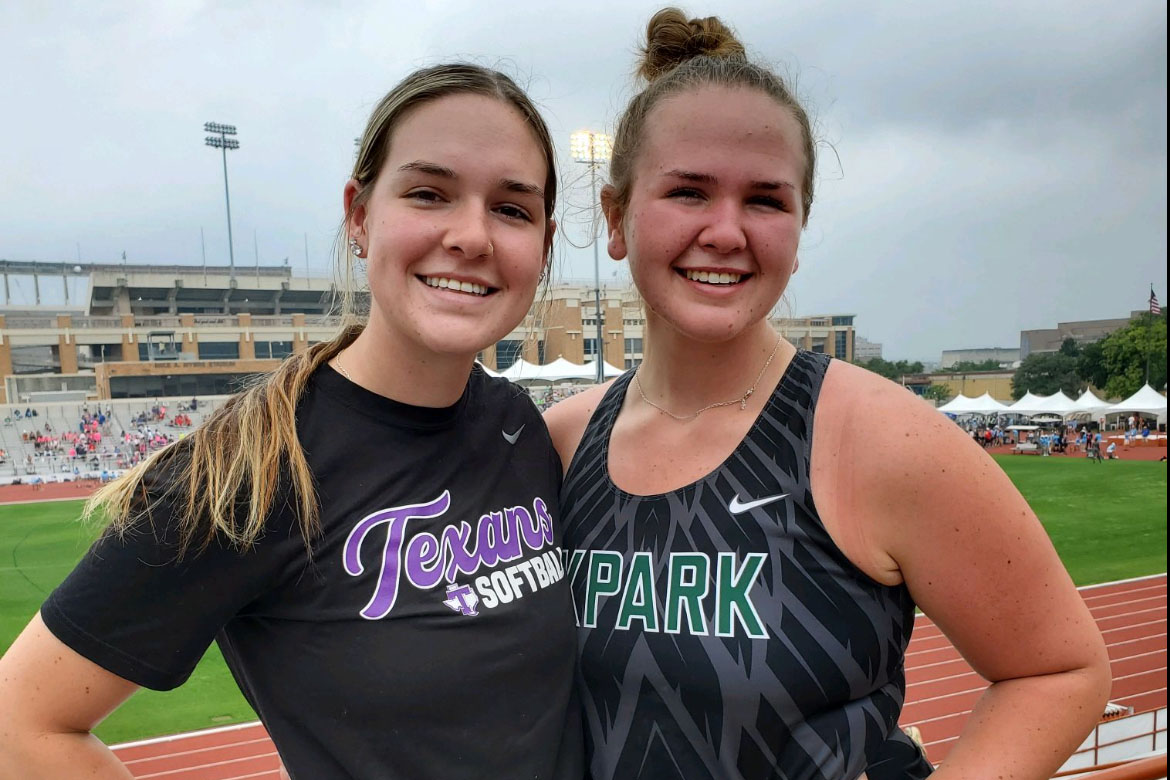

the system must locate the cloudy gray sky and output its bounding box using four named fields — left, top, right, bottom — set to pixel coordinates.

left=1, top=0, right=1165, bottom=361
